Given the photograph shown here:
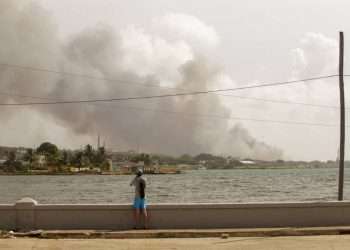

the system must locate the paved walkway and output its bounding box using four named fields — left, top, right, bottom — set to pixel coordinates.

left=1, top=235, right=350, bottom=250
left=6, top=226, right=350, bottom=239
